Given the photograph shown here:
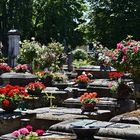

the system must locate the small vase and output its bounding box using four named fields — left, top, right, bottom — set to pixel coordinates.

left=1, top=102, right=18, bottom=113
